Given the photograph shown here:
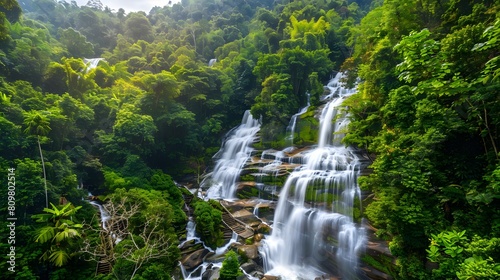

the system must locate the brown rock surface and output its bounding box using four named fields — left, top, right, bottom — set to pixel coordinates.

left=237, top=244, right=260, bottom=260
left=181, top=248, right=210, bottom=270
